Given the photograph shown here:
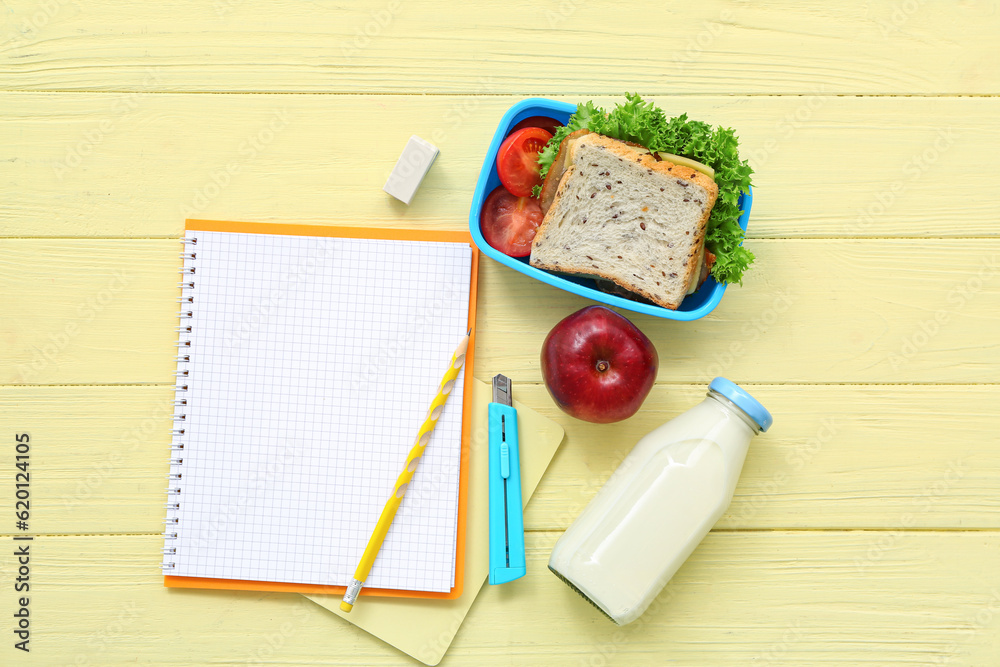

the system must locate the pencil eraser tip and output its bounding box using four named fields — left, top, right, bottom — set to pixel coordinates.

left=340, top=601, right=353, bottom=613
left=383, top=135, right=439, bottom=205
